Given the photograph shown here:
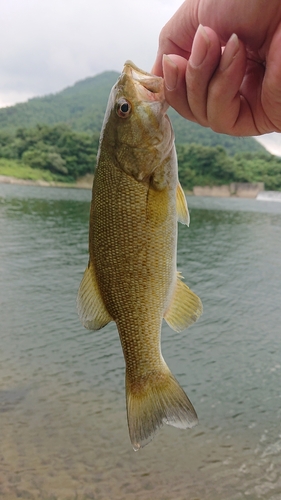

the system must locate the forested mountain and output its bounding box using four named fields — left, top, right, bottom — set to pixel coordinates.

left=0, top=71, right=264, bottom=156
left=0, top=71, right=117, bottom=135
